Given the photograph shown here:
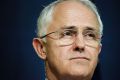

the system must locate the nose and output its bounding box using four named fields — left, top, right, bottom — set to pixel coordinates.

left=74, top=34, right=85, bottom=48
left=73, top=34, right=85, bottom=52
